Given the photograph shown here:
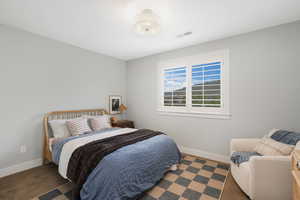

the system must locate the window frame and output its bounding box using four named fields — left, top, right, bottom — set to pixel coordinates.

left=157, top=49, right=230, bottom=119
